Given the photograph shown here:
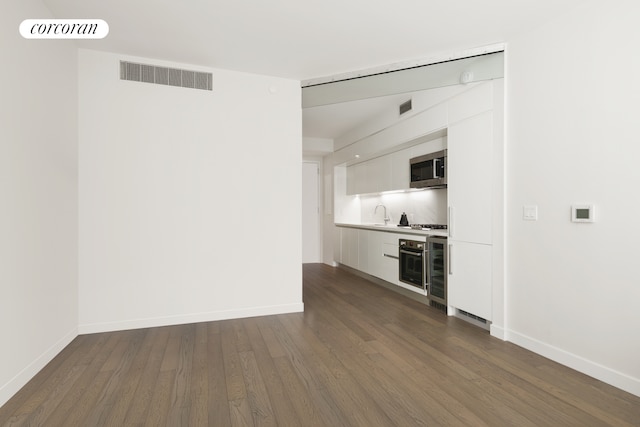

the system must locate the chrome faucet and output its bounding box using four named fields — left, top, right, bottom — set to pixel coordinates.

left=375, top=204, right=390, bottom=225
